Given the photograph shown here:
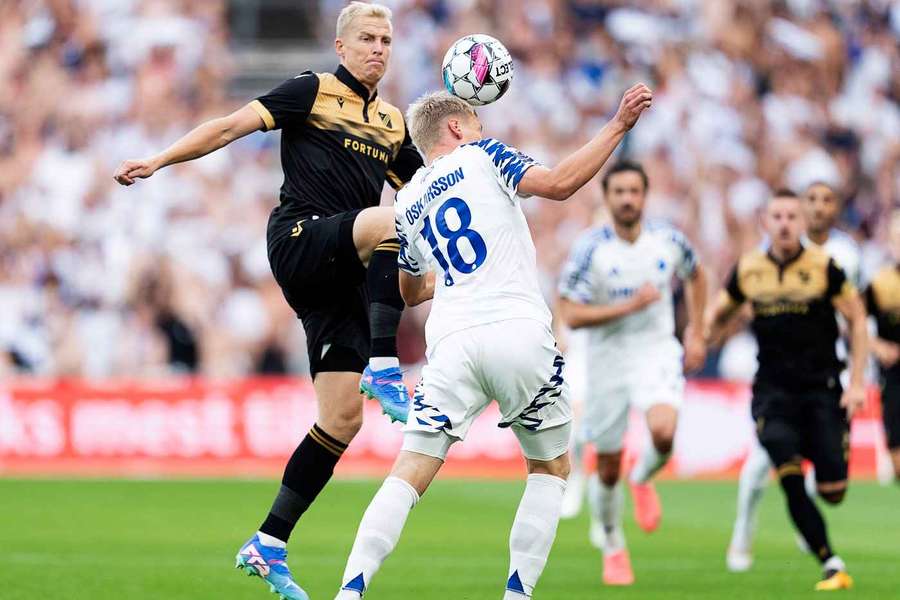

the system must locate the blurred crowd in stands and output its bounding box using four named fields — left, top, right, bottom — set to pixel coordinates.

left=1, top=0, right=898, bottom=378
